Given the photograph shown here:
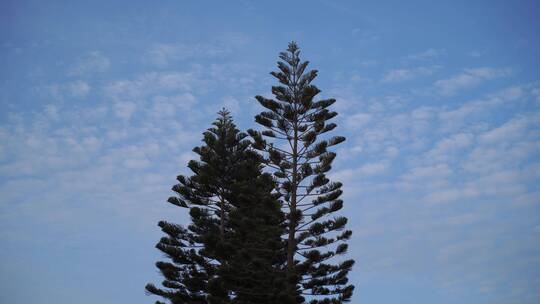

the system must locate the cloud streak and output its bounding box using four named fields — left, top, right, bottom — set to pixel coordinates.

left=382, top=66, right=438, bottom=82
left=435, top=67, right=511, bottom=95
